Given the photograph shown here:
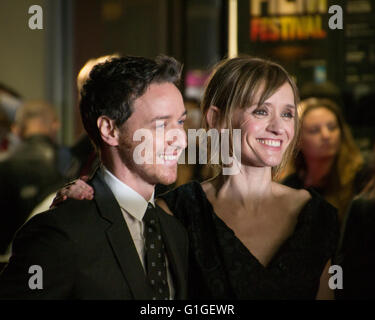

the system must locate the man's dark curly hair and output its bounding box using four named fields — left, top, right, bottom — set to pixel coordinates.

left=80, top=55, right=182, bottom=149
